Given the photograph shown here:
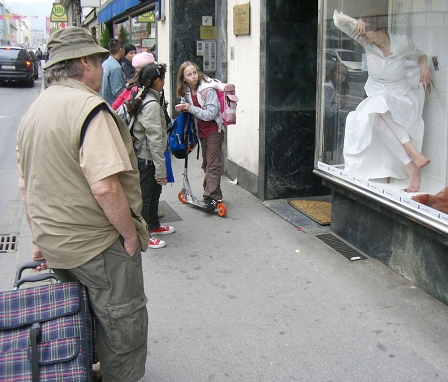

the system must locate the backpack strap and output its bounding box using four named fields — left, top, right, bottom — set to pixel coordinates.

left=80, top=103, right=116, bottom=147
